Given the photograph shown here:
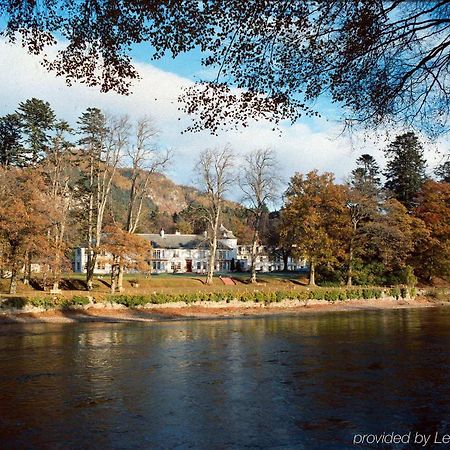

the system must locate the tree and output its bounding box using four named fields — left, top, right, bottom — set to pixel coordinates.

left=3, top=2, right=450, bottom=135
left=102, top=225, right=151, bottom=294
left=435, top=158, right=450, bottom=183
left=196, top=146, right=234, bottom=284
left=351, top=154, right=382, bottom=197
left=413, top=181, right=450, bottom=281
left=345, top=154, right=381, bottom=285
left=77, top=109, right=124, bottom=290
left=283, top=171, right=347, bottom=285
left=269, top=211, right=294, bottom=272
left=0, top=169, right=52, bottom=294
left=116, top=116, right=170, bottom=292
left=360, top=198, right=426, bottom=276
left=43, top=120, right=74, bottom=290
left=384, top=132, right=427, bottom=210
left=0, top=114, right=23, bottom=167
left=16, top=98, right=56, bottom=165
left=240, top=148, right=279, bottom=283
